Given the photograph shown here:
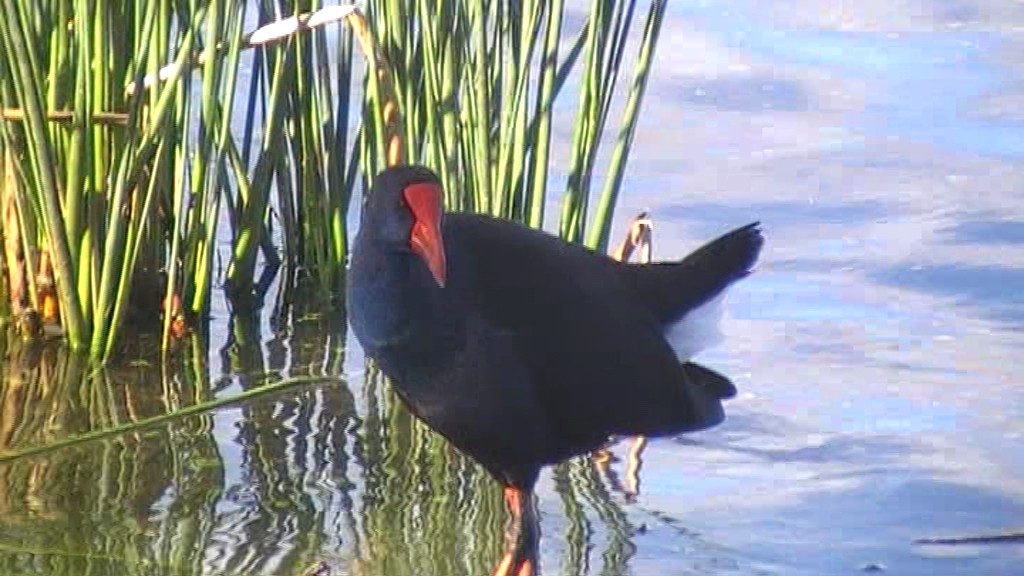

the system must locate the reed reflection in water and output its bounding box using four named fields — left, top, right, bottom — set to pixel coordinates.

left=0, top=299, right=644, bottom=576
